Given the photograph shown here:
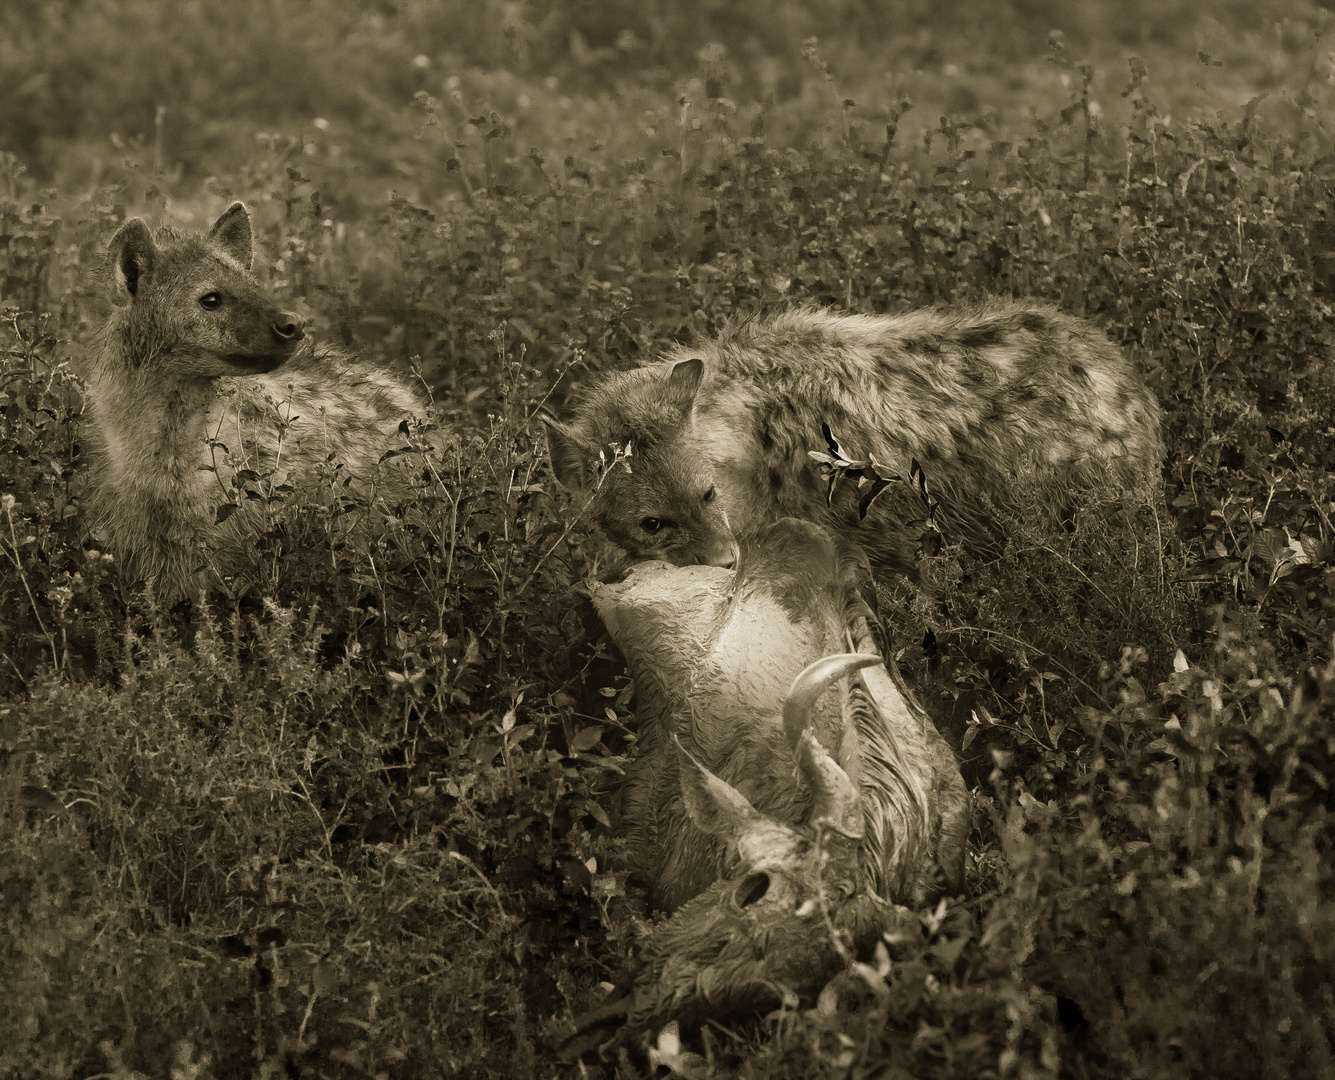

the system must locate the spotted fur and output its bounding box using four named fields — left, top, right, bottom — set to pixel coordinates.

left=85, top=203, right=432, bottom=599
left=545, top=302, right=1164, bottom=573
